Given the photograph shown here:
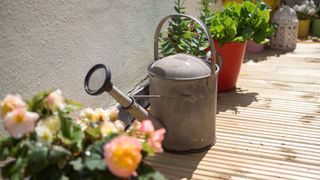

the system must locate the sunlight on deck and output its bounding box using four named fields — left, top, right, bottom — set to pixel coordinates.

left=146, top=43, right=320, bottom=180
